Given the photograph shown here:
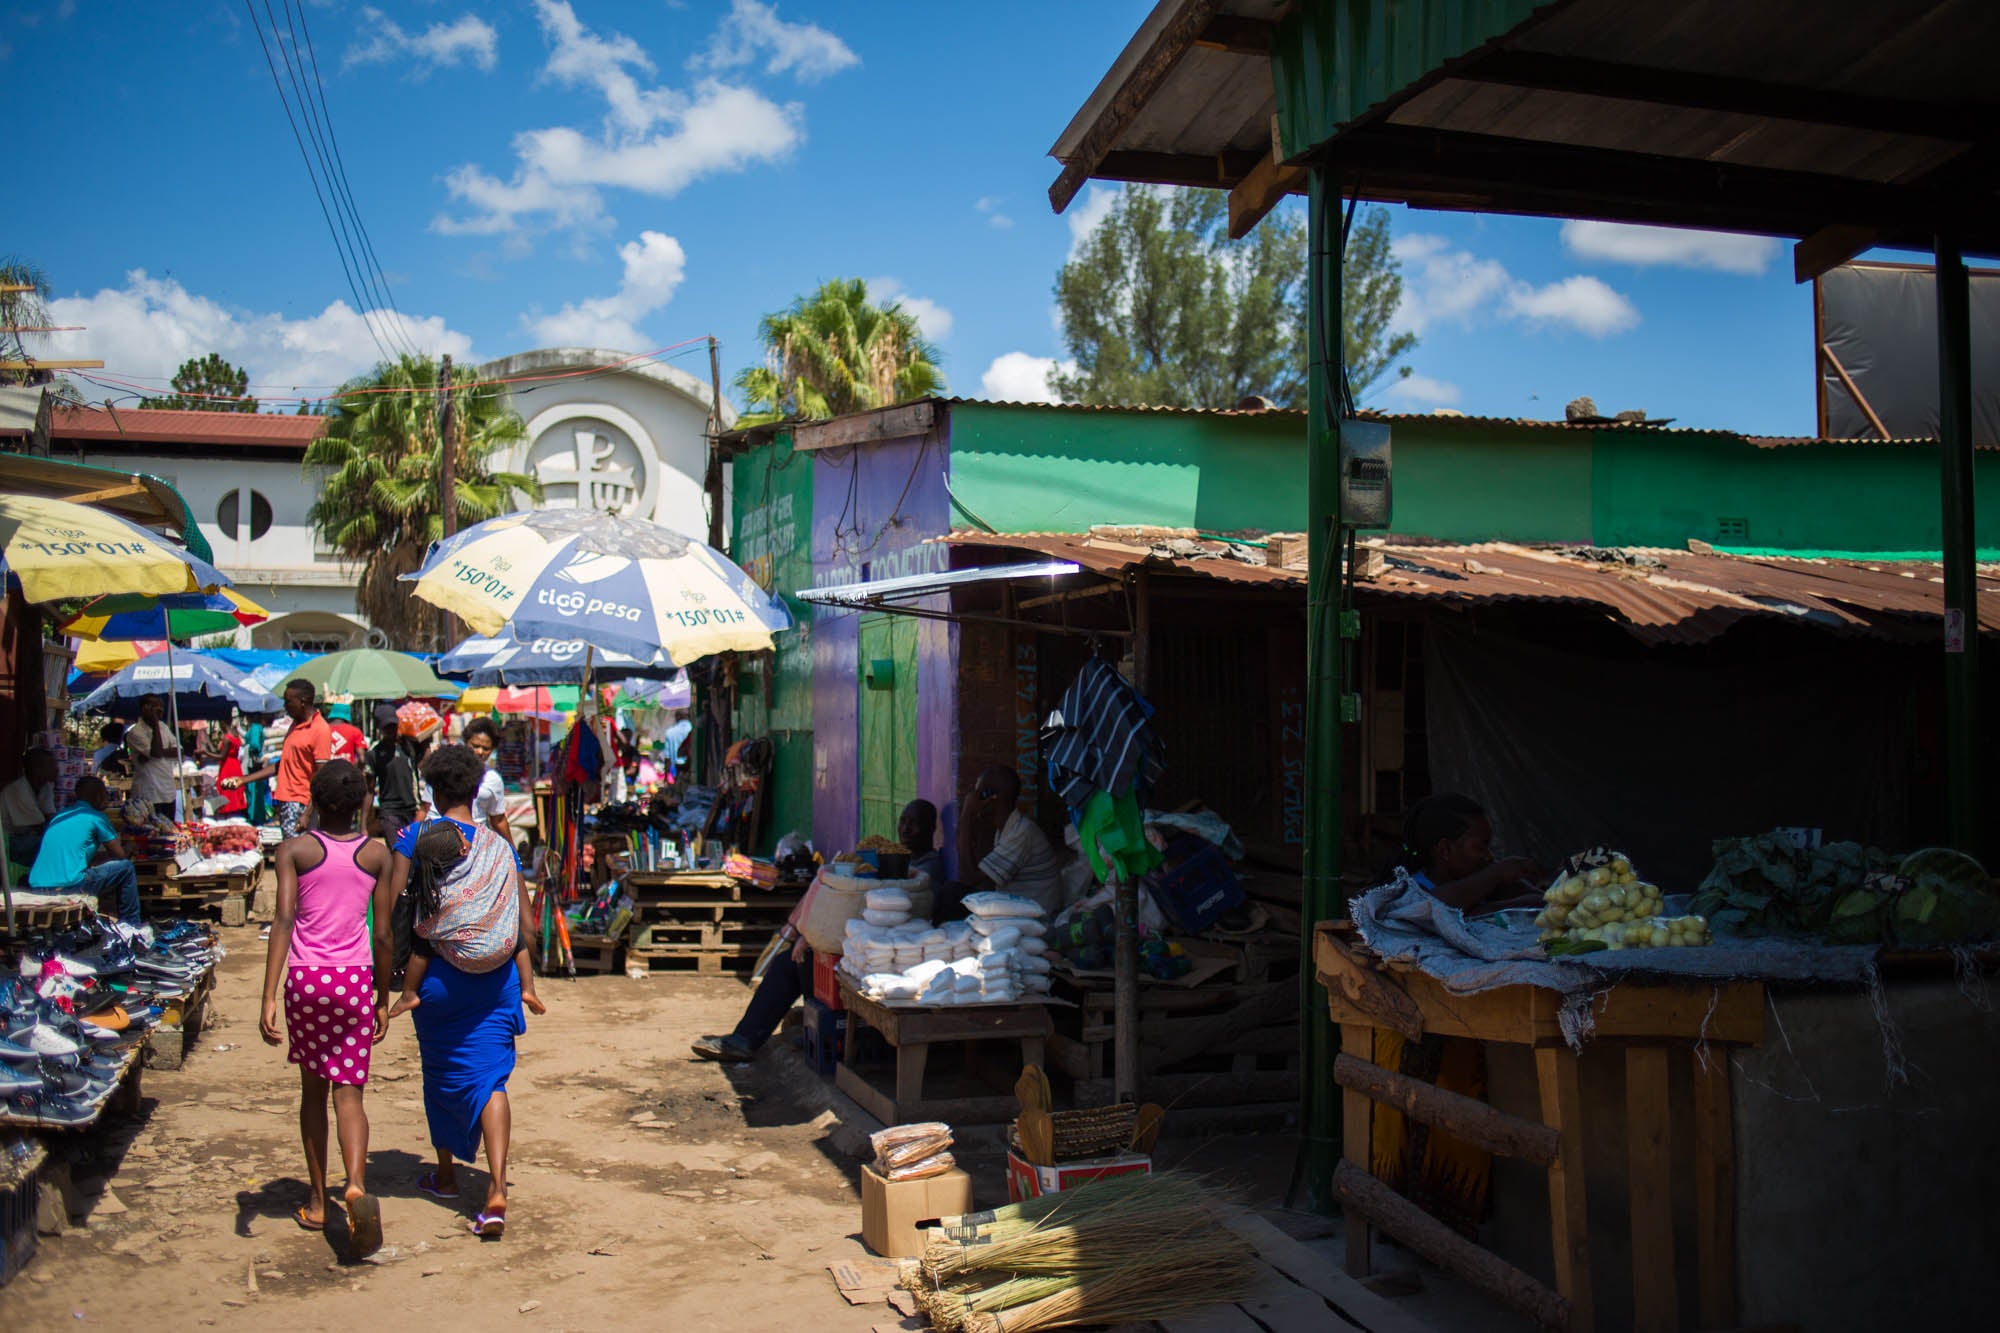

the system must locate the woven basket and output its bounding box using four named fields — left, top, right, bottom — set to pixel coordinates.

left=1010, top=1104, right=1138, bottom=1162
